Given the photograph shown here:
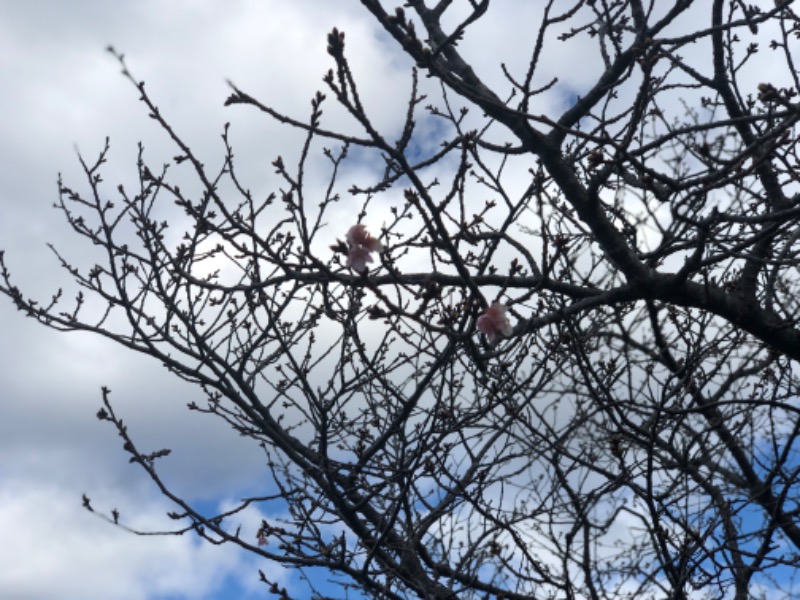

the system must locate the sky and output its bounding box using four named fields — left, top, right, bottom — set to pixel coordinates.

left=0, top=2, right=396, bottom=598
left=0, top=1, right=793, bottom=599
left=0, top=2, right=565, bottom=597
